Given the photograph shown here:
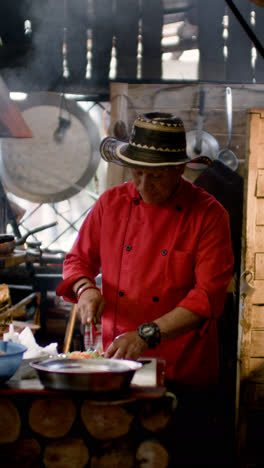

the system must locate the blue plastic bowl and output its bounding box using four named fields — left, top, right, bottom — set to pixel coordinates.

left=0, top=341, right=27, bottom=382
